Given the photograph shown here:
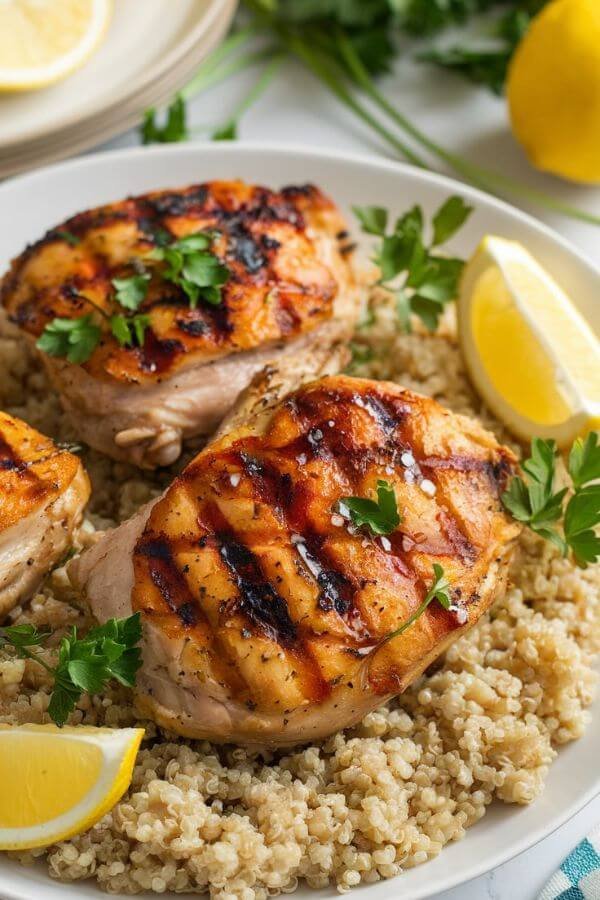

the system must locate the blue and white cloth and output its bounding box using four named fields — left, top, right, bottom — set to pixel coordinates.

left=539, top=825, right=600, bottom=900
